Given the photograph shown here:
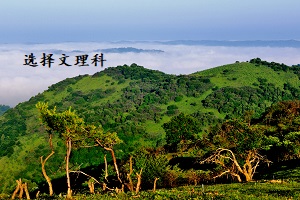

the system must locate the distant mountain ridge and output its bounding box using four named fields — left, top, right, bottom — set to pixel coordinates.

left=157, top=40, right=300, bottom=48
left=40, top=47, right=164, bottom=55
left=100, top=47, right=164, bottom=53
left=109, top=40, right=300, bottom=48
left=15, top=40, right=300, bottom=48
